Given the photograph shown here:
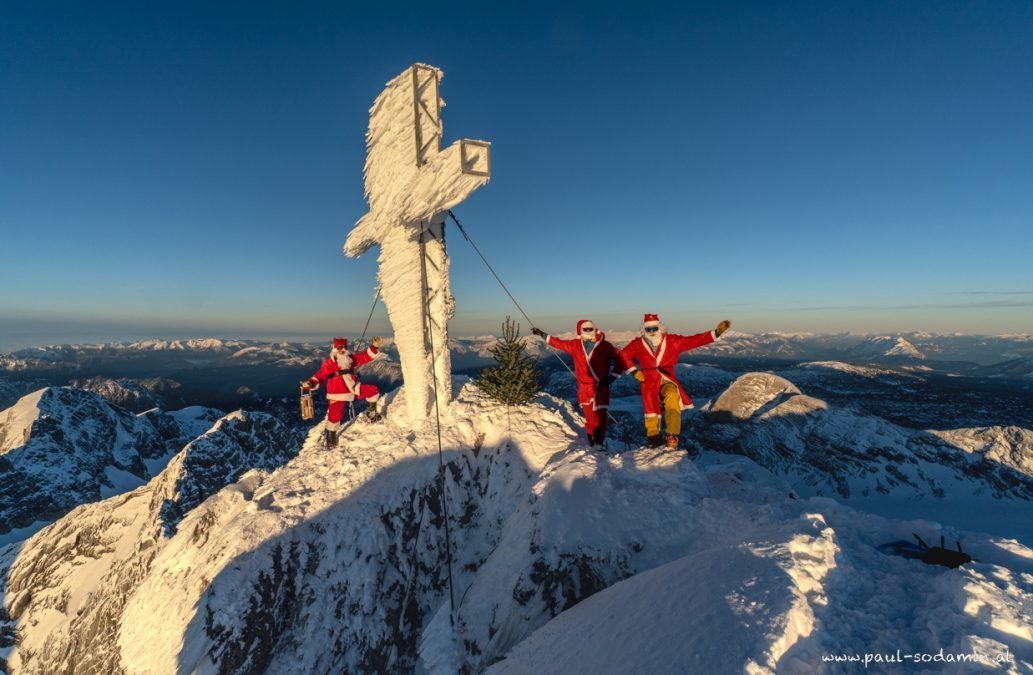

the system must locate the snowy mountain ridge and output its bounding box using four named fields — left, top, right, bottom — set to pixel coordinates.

left=0, top=387, right=228, bottom=544
left=5, top=331, right=1033, bottom=374
left=691, top=373, right=1033, bottom=506
left=845, top=335, right=927, bottom=361
left=0, top=408, right=301, bottom=673
left=0, top=387, right=166, bottom=540
left=66, top=376, right=163, bottom=413
left=1, top=376, right=1031, bottom=673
